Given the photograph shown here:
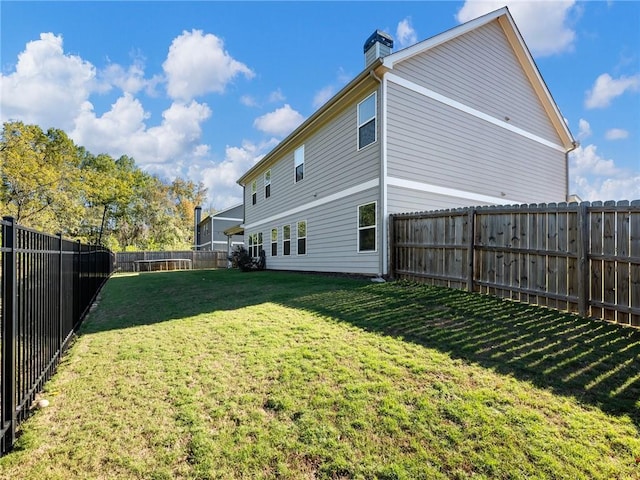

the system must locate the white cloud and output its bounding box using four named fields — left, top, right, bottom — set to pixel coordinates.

left=569, top=144, right=639, bottom=201
left=72, top=94, right=212, bottom=167
left=163, top=29, right=254, bottom=101
left=0, top=32, right=98, bottom=130
left=569, top=144, right=618, bottom=177
left=312, top=85, right=336, bottom=109
left=253, top=104, right=304, bottom=137
left=197, top=139, right=279, bottom=209
left=100, top=59, right=162, bottom=96
left=456, top=1, right=577, bottom=57
left=577, top=118, right=591, bottom=140
left=585, top=73, right=640, bottom=109
left=605, top=128, right=629, bottom=140
left=396, top=17, right=417, bottom=48
left=268, top=89, right=286, bottom=103
left=240, top=95, right=258, bottom=107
